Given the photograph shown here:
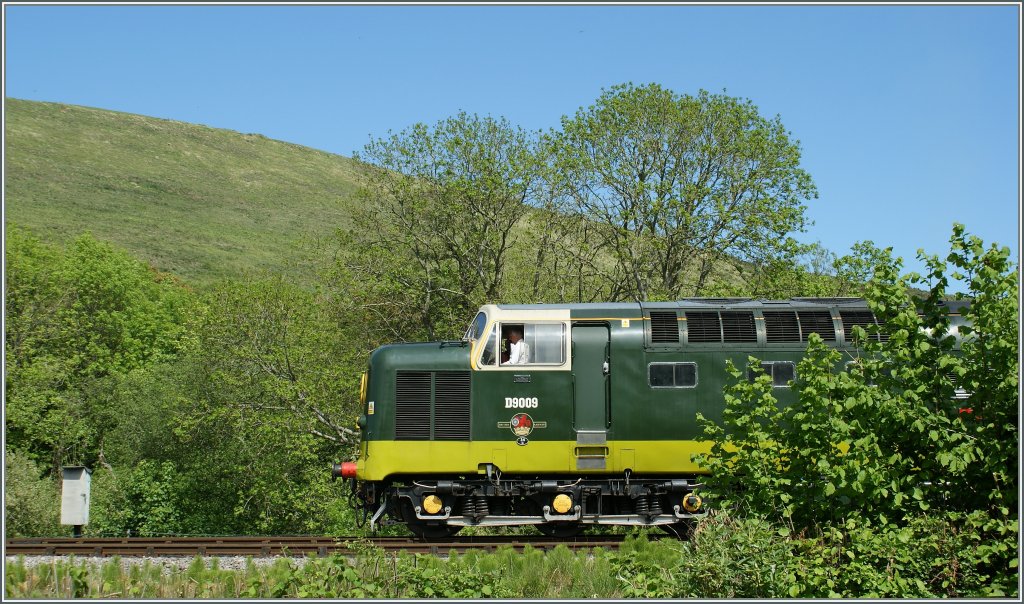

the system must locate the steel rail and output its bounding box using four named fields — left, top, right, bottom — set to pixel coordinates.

left=5, top=534, right=658, bottom=557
